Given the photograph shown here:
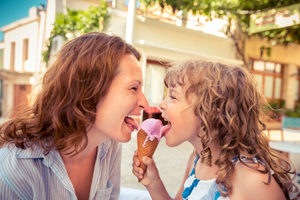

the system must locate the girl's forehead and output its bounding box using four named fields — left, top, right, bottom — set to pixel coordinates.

left=169, top=84, right=191, bottom=95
